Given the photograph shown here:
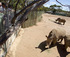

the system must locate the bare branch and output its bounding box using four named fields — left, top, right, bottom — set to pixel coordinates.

left=56, top=0, right=65, bottom=6
left=17, top=0, right=49, bottom=24
left=56, top=0, right=70, bottom=12
left=14, top=0, right=19, bottom=15
left=11, top=0, right=43, bottom=24
left=0, top=0, right=49, bottom=46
